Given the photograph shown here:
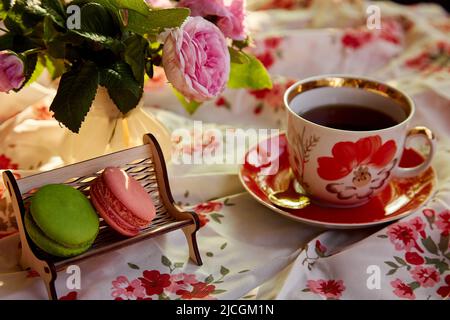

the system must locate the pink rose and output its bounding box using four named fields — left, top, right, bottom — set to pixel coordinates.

left=162, top=17, right=230, bottom=102
left=178, top=0, right=246, bottom=40
left=216, top=0, right=246, bottom=40
left=145, top=0, right=173, bottom=8
left=0, top=51, right=25, bottom=93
